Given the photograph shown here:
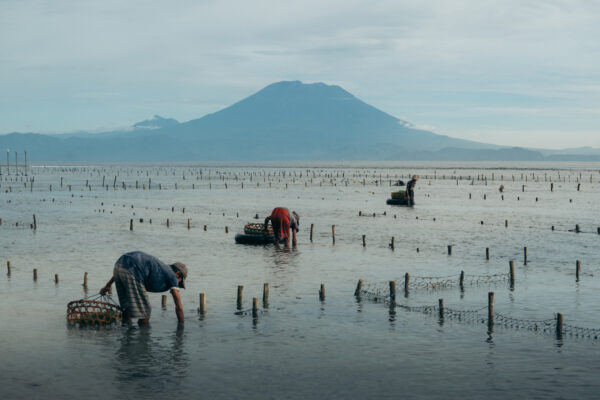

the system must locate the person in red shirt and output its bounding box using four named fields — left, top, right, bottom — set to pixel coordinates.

left=264, top=208, right=299, bottom=246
